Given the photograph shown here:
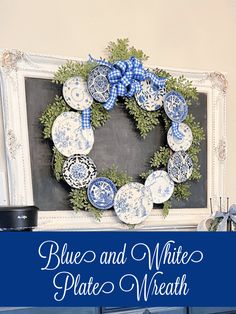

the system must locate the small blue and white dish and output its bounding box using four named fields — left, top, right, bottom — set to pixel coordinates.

left=52, top=111, right=94, bottom=157
left=145, top=170, right=174, bottom=204
left=87, top=65, right=111, bottom=103
left=63, top=76, right=93, bottom=111
left=114, top=182, right=153, bottom=224
left=87, top=177, right=117, bottom=210
left=164, top=91, right=188, bottom=123
left=63, top=154, right=97, bottom=188
left=135, top=80, right=166, bottom=111
left=167, top=151, right=193, bottom=183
